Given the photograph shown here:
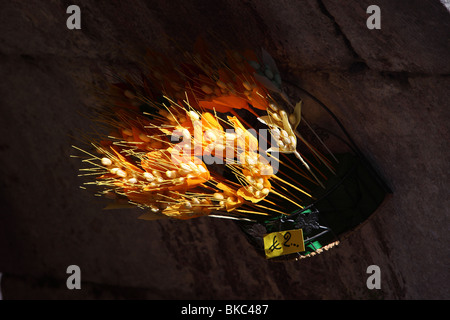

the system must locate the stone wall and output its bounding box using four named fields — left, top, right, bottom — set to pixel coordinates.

left=0, top=0, right=449, bottom=299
